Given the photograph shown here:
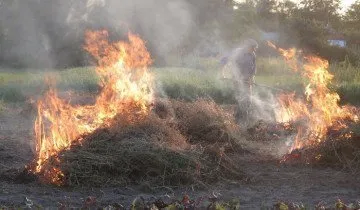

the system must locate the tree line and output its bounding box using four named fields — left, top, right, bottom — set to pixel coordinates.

left=0, top=0, right=359, bottom=69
